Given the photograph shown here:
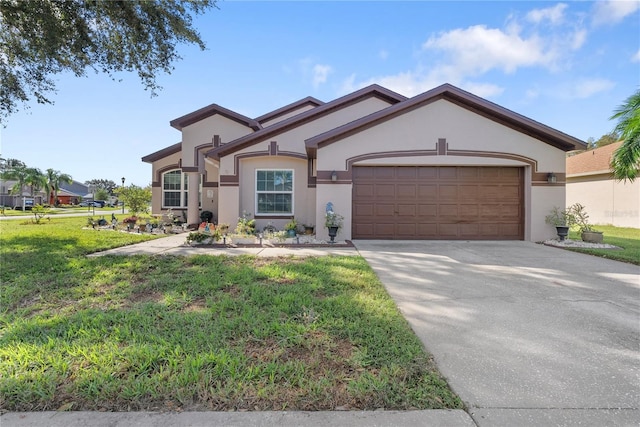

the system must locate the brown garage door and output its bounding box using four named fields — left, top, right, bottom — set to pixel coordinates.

left=352, top=166, right=524, bottom=240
